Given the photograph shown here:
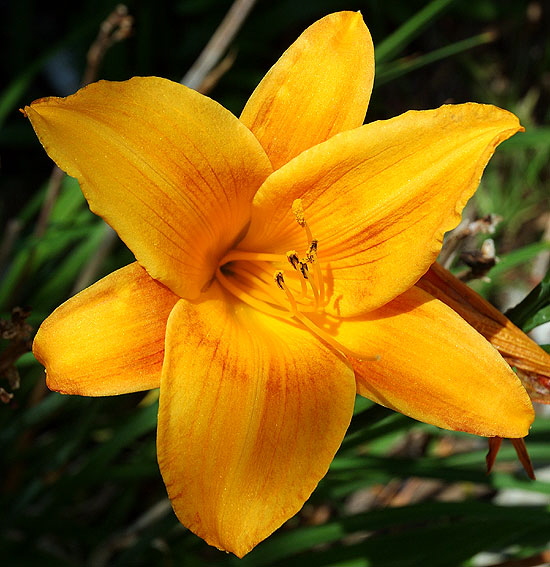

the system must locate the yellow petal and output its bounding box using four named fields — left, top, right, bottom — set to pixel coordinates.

left=240, top=11, right=374, bottom=169
left=418, top=262, right=550, bottom=404
left=331, top=286, right=534, bottom=438
left=24, top=78, right=272, bottom=299
left=157, top=283, right=356, bottom=557
left=33, top=263, right=178, bottom=396
left=239, top=104, right=523, bottom=316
